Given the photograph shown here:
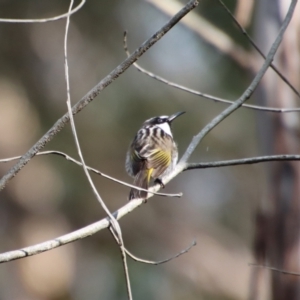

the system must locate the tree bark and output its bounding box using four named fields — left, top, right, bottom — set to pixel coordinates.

left=253, top=0, right=300, bottom=299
